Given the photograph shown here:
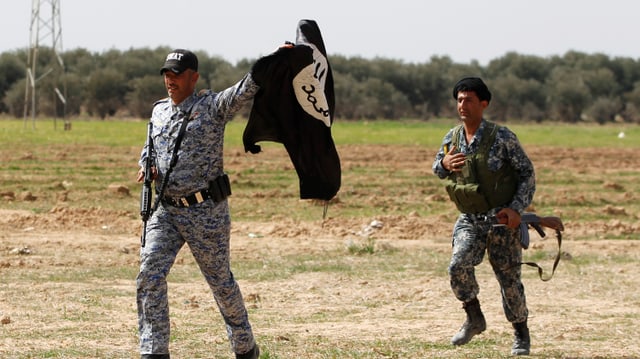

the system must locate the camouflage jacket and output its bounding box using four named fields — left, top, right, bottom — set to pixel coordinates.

left=139, top=73, right=259, bottom=198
